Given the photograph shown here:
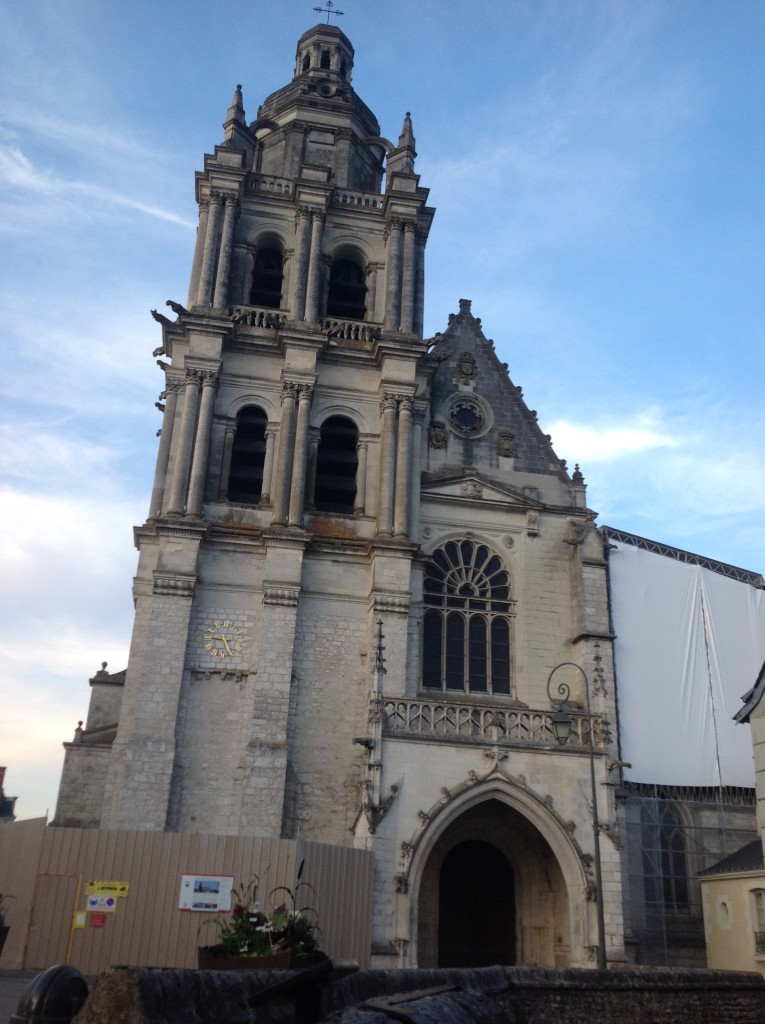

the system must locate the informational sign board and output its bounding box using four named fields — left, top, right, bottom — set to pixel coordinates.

left=87, top=895, right=117, bottom=913
left=178, top=874, right=234, bottom=912
left=90, top=913, right=106, bottom=928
